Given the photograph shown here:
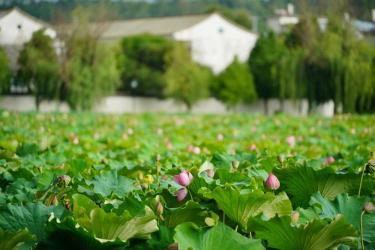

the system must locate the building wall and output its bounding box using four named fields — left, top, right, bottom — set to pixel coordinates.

left=0, top=9, right=56, bottom=46
left=173, top=14, right=258, bottom=74
left=0, top=95, right=334, bottom=117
